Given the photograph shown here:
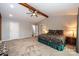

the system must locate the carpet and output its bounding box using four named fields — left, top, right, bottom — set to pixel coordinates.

left=2, top=37, right=79, bottom=56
